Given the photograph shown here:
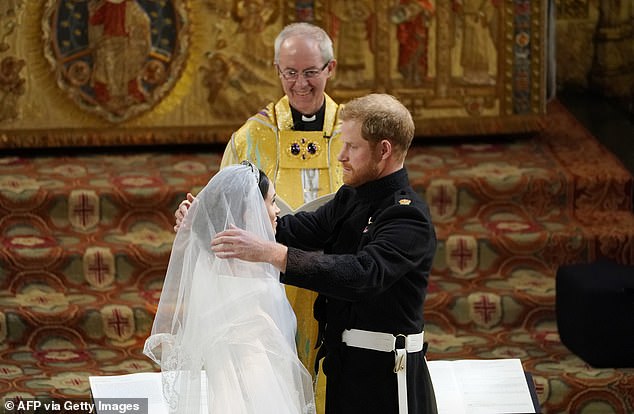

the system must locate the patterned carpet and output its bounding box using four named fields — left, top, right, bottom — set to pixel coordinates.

left=1, top=100, right=633, bottom=413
